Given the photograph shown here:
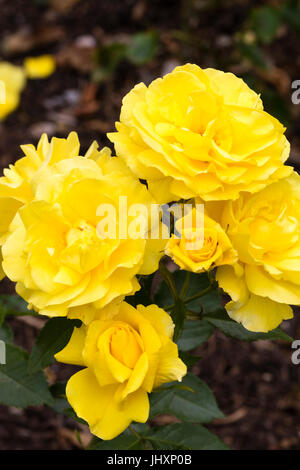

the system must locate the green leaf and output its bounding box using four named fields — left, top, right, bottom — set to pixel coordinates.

left=0, top=294, right=30, bottom=324
left=90, top=433, right=142, bottom=450
left=251, top=6, right=281, bottom=44
left=146, top=423, right=229, bottom=450
left=126, top=273, right=155, bottom=307
left=155, top=270, right=221, bottom=315
left=205, top=308, right=293, bottom=342
left=183, top=273, right=221, bottom=314
left=89, top=424, right=150, bottom=450
left=179, top=350, right=201, bottom=368
left=49, top=382, right=86, bottom=424
left=93, top=43, right=127, bottom=82
left=0, top=343, right=53, bottom=407
left=28, top=317, right=81, bottom=374
left=126, top=31, right=159, bottom=65
left=49, top=382, right=69, bottom=414
left=171, top=298, right=187, bottom=342
left=280, top=2, right=300, bottom=33
left=238, top=42, right=269, bottom=69
left=261, top=87, right=291, bottom=127
left=0, top=322, right=13, bottom=344
left=178, top=319, right=214, bottom=352
left=150, top=373, right=224, bottom=423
